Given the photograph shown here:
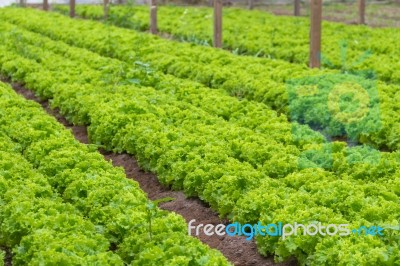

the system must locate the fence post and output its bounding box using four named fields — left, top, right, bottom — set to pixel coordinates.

left=70, top=0, right=75, bottom=17
left=248, top=0, right=254, bottom=10
left=213, top=0, right=222, bottom=48
left=150, top=0, right=157, bottom=34
left=294, top=0, right=300, bottom=16
left=104, top=0, right=110, bottom=19
left=358, top=0, right=366, bottom=24
left=43, top=0, right=49, bottom=10
left=19, top=0, right=25, bottom=7
left=309, top=0, right=322, bottom=68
